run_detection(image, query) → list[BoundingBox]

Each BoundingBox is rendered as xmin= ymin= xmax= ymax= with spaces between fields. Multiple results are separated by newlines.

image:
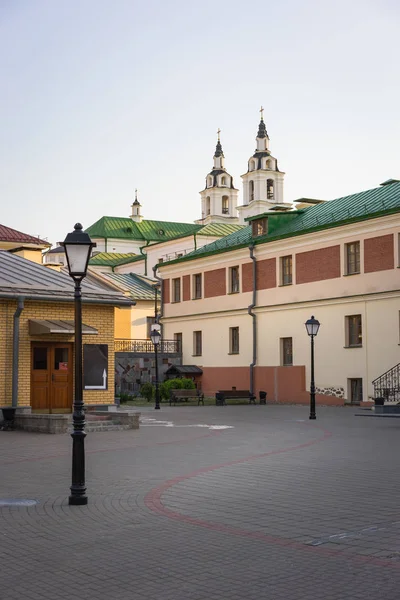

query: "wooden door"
xmin=31 ymin=343 xmax=73 ymax=413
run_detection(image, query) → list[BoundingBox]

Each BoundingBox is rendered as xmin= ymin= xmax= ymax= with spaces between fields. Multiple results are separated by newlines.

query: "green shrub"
xmin=181 ymin=378 xmax=195 ymax=390
xmin=160 ymin=377 xmax=195 ymax=400
xmin=140 ymin=382 xmax=154 ymax=402
xmin=119 ymin=392 xmax=133 ymax=404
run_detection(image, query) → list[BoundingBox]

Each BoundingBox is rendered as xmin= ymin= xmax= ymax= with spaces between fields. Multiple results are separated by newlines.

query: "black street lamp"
xmin=150 ymin=327 xmax=161 ymax=410
xmin=61 ymin=223 xmax=96 ymax=506
xmin=305 ymin=315 xmax=320 ymax=420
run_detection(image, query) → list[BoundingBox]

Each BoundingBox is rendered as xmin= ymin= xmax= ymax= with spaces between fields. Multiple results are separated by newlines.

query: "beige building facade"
xmin=158 ymin=181 xmax=400 ymax=406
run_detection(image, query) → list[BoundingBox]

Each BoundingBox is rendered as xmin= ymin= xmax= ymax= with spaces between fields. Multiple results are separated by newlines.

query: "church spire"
xmin=257 ymin=106 xmax=268 ymax=139
xmin=256 ymin=106 xmax=269 ymax=151
xmin=130 ymin=189 xmax=143 ymax=222
xmin=214 ymin=128 xmax=223 ymax=158
xmin=213 ymin=128 xmax=225 ymax=169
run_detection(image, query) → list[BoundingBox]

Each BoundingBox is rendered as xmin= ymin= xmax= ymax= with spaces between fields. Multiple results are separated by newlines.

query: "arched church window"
xmin=221 ymin=176 xmax=226 ymax=186
xmin=207 ymin=176 xmax=213 ymax=187
xmin=249 ymin=160 xmax=256 ymax=171
xmin=206 ymin=196 xmax=211 ymax=215
xmin=265 ymin=159 xmax=271 ymax=170
xmin=222 ymin=196 xmax=229 ymax=214
xmin=267 ymin=179 xmax=274 ymax=200
xmin=249 ymin=180 xmax=254 ymax=202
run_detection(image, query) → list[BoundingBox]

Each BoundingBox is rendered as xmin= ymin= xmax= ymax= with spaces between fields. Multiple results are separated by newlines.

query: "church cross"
xmin=260 ymin=106 xmax=264 ymax=121
xmin=217 ymin=128 xmax=221 ymax=141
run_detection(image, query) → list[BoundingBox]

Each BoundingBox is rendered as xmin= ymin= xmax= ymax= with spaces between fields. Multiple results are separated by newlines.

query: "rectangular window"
xmin=172 ymin=278 xmax=181 ymax=302
xmin=346 ymin=314 xmax=362 ymax=347
xmin=230 ymin=266 xmax=240 ymax=293
xmin=346 ymin=241 xmax=360 ymax=275
xmin=193 ymin=331 xmax=202 ymax=356
xmin=281 ymin=256 xmax=292 ymax=285
xmin=174 ymin=333 xmax=182 ymax=353
xmin=281 ymin=337 xmax=293 ymax=366
xmin=229 ymin=327 xmax=240 ymax=354
xmin=252 ymin=218 xmax=268 ymax=237
xmin=146 ymin=317 xmax=156 ymax=339
xmin=158 ymin=257 xmax=164 ymax=263
xmin=193 ymin=274 xmax=202 ymax=299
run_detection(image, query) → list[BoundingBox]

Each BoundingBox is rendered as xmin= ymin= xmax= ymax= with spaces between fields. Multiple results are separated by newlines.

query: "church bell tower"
xmin=196 ymin=130 xmax=239 ymax=225
xmin=237 ymin=108 xmax=291 ymax=224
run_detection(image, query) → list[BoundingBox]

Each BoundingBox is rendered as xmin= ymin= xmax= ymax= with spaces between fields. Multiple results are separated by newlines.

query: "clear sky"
xmin=1 ymin=0 xmax=399 ymax=246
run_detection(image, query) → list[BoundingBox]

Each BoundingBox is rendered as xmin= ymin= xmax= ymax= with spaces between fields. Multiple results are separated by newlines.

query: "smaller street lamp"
xmin=62 ymin=223 xmax=96 ymax=506
xmin=305 ymin=315 xmax=320 ymax=421
xmin=150 ymin=327 xmax=161 ymax=410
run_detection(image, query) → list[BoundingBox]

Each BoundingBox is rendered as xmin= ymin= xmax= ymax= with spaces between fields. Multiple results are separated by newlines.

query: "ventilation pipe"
xmin=12 ymin=297 xmax=24 ymax=408
xmin=248 ymin=245 xmax=257 ymax=397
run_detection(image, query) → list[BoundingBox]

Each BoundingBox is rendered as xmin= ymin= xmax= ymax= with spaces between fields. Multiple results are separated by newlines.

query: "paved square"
xmin=1 ymin=406 xmax=400 ymax=599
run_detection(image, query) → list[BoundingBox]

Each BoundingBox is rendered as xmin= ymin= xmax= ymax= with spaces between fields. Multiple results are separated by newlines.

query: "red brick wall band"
xmin=364 ymin=234 xmax=394 ymax=273
xmin=200 ymin=365 xmax=344 ymax=406
xmin=204 ymin=268 xmax=226 ymax=298
xmin=162 ymin=279 xmax=170 ymax=304
xmin=296 ymin=245 xmax=341 ymax=284
xmin=182 ymin=275 xmax=190 ymax=301
xmin=242 ymin=258 xmax=276 ymax=292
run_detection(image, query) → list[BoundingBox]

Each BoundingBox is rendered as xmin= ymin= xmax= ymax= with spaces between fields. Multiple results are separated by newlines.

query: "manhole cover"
xmin=0 ymin=499 xmax=38 ymax=507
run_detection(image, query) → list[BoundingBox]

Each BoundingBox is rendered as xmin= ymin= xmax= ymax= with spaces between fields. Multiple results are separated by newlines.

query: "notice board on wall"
xmin=83 ymin=344 xmax=108 ymax=390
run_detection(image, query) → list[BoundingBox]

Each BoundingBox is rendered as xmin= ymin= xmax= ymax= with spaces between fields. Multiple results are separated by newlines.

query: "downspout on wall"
xmin=12 ymin=297 xmax=24 ymax=408
xmin=152 ymin=265 xmax=163 ymax=335
xmin=248 ymin=245 xmax=257 ymax=397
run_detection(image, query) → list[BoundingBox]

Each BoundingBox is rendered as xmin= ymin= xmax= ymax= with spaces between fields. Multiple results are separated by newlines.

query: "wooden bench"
xmin=170 ymin=389 xmax=204 ymax=406
xmin=216 ymin=390 xmax=256 ymax=405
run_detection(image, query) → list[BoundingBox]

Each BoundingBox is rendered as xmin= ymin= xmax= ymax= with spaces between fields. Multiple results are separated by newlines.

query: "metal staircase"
xmin=372 ymin=363 xmax=400 ymax=403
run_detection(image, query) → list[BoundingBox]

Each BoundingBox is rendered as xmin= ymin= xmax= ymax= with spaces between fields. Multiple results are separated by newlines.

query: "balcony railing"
xmin=115 ymin=339 xmax=181 ymax=354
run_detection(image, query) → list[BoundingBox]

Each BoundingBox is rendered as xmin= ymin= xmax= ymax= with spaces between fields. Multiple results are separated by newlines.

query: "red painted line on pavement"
xmin=144 ymin=424 xmax=400 ymax=569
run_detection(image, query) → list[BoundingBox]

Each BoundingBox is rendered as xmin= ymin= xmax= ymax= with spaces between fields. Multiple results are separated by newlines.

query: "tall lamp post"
xmin=305 ymin=315 xmax=320 ymax=421
xmin=62 ymin=223 xmax=96 ymax=506
xmin=150 ymin=327 xmax=161 ymax=410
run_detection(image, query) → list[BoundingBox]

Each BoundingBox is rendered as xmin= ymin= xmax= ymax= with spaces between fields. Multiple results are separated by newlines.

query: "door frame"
xmin=31 ymin=342 xmax=73 ymax=414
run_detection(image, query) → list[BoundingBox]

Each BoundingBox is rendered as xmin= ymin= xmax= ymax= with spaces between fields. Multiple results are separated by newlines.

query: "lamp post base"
xmin=69 ymin=495 xmax=88 ymax=506
xmin=309 ymin=414 xmax=316 ymax=420
xmin=155 ymin=405 xmax=160 ymax=410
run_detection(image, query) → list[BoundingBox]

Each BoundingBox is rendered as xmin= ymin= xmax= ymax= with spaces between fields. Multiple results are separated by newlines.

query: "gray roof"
xmin=165 ymin=365 xmax=203 ymax=375
xmin=0 ymin=251 xmax=133 ymax=307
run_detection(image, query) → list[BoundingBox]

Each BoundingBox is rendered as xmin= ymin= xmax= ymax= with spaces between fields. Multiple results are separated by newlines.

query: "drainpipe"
xmin=248 ymin=244 xmax=257 ymax=397
xmin=140 ymin=242 xmax=150 ymax=276
xmin=12 ymin=297 xmax=24 ymax=408
xmin=194 ymin=233 xmax=197 ymax=251
xmin=152 ymin=265 xmax=163 ymax=335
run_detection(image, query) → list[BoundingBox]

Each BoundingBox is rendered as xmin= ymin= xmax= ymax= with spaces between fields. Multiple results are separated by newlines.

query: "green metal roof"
xmin=197 ymin=223 xmax=244 ymax=236
xmin=89 ymin=252 xmax=143 ymax=267
xmin=97 ymin=272 xmax=159 ymax=301
xmin=85 ymin=216 xmax=200 ymax=242
xmin=160 ymin=181 xmax=400 ymax=266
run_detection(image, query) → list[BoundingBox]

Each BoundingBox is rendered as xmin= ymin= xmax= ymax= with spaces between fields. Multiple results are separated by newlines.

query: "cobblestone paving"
xmin=1 ymin=406 xmax=400 ymax=599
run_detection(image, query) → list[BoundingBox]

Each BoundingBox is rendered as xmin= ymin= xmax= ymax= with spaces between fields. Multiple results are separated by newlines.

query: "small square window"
xmin=281 ymin=256 xmax=292 ymax=285
xmin=229 ymin=266 xmax=240 ymax=293
xmin=229 ymin=327 xmax=239 ymax=354
xmin=252 ymin=218 xmax=268 ymax=237
xmin=346 ymin=242 xmax=360 ymax=275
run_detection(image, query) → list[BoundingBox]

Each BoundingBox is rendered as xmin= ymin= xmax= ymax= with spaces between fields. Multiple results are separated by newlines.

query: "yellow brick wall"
xmin=0 ymin=299 xmax=115 ymax=408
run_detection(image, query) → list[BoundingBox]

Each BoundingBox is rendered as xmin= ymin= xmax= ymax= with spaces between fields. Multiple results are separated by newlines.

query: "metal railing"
xmin=115 ymin=339 xmax=181 ymax=354
xmin=372 ymin=363 xmax=400 ymax=403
